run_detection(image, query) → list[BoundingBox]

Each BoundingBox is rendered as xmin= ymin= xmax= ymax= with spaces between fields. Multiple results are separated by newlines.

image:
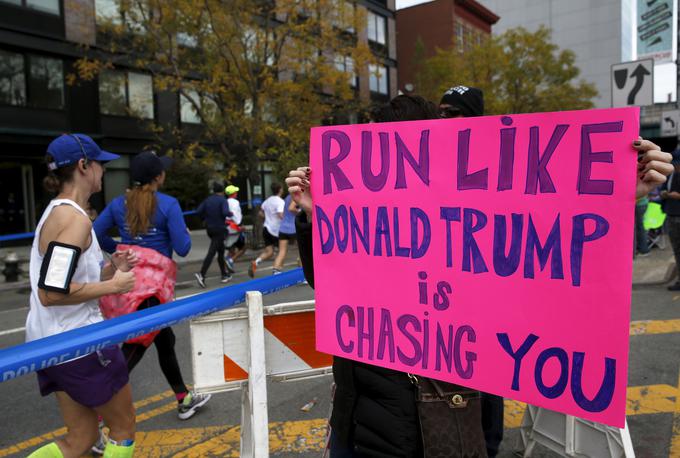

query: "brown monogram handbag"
xmin=409 ymin=374 xmax=488 ymax=458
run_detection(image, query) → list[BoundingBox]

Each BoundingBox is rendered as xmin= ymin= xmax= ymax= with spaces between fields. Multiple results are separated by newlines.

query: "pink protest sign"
xmin=309 ymin=107 xmax=639 ymax=427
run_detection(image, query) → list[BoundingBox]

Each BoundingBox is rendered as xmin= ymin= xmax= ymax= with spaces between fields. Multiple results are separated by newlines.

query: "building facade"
xmin=395 ymin=0 xmax=498 ymax=93
xmin=477 ymin=0 xmax=677 ymax=151
xmin=0 ymin=0 xmax=397 ymax=235
xmin=477 ymin=0 xmax=636 ymax=110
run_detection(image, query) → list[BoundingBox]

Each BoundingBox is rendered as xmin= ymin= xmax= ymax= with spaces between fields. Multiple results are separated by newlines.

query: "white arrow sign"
xmin=661 ymin=110 xmax=679 ymax=137
xmin=611 ymin=59 xmax=654 ymax=107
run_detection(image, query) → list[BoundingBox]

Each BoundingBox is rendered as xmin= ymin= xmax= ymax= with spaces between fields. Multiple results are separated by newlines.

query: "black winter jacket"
xmin=296 ymin=212 xmax=422 ymax=458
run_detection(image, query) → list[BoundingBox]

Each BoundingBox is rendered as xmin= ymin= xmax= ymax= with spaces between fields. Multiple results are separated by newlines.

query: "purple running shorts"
xmin=37 ymin=346 xmax=129 ymax=408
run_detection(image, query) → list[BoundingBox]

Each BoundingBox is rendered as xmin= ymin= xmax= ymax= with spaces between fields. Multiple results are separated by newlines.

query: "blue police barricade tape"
xmin=0 ymin=211 xmax=198 ymax=244
xmin=0 ymin=232 xmax=35 ymax=243
xmin=0 ymin=269 xmax=305 ymax=382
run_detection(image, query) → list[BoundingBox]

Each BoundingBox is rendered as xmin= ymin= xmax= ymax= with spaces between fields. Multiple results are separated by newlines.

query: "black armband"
xmin=38 ymin=241 xmax=82 ymax=294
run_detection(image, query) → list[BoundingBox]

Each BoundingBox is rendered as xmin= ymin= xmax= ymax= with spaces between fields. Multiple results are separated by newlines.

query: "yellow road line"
xmin=504 ymin=399 xmax=527 ymax=429
xmin=268 ymin=419 xmax=328 ymax=454
xmin=170 ymin=420 xmax=328 ymax=458
xmin=135 ymin=390 xmax=174 ymax=409
xmin=0 ymin=390 xmax=175 ymax=457
xmin=7 ymin=377 xmax=680 ymax=458
xmin=0 ymin=428 xmax=67 ymax=458
xmin=112 ymin=379 xmax=680 ymax=458
xmin=136 ymin=400 xmax=179 ymax=423
xmin=630 ymin=318 xmax=680 ymax=336
xmin=135 ymin=426 xmax=229 ymax=457
xmin=4 ymin=313 xmax=680 ymax=457
xmin=171 ymin=425 xmax=241 ymax=457
xmin=670 ymin=371 xmax=680 ymax=457
xmin=627 ymin=384 xmax=677 ymax=415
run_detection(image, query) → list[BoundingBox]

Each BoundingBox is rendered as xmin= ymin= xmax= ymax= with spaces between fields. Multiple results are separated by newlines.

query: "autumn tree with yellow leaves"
xmin=75 ymin=0 xmax=373 ymax=180
xmin=414 ymin=27 xmax=597 ymax=115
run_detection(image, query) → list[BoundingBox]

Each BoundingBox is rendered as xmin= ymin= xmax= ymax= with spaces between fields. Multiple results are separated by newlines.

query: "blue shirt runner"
xmin=94 ymin=192 xmax=191 ymax=259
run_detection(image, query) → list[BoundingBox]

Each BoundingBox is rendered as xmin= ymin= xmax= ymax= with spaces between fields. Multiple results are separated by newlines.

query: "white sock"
xmin=255 ymin=258 xmax=262 ymax=265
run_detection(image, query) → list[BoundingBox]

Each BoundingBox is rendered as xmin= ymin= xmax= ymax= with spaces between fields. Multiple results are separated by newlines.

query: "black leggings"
xmin=121 ymin=297 xmax=188 ymax=396
xmin=200 ymin=227 xmax=227 ymax=277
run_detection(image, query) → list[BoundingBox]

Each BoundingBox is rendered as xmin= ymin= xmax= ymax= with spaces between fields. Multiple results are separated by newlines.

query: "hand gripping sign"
xmin=310 ymin=107 xmax=639 ymax=428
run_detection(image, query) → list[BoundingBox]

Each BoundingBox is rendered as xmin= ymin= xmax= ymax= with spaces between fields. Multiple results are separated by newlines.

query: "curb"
xmin=3 ymin=259 xmax=675 ymax=292
xmin=0 ymin=280 xmax=30 ymax=293
xmin=632 ymin=261 xmax=676 ymax=288
xmin=0 ymin=258 xmax=235 ymax=293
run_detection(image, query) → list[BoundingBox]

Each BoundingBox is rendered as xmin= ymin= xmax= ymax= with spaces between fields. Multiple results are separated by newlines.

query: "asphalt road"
xmin=0 ymin=255 xmax=678 ymax=457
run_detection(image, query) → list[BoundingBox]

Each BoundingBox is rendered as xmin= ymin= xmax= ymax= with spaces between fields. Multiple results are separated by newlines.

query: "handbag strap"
xmin=409 ymin=374 xmax=480 ymax=408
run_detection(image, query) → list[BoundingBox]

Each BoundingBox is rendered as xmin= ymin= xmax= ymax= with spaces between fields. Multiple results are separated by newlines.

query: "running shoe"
xmin=194 ymin=273 xmax=206 ymax=288
xmin=272 ymin=269 xmax=282 ymax=275
xmin=225 ymin=256 xmax=235 ymax=273
xmin=178 ymin=391 xmax=212 ymax=420
xmin=248 ymin=261 xmax=257 ymax=278
xmin=221 ymin=274 xmax=232 ymax=283
xmin=91 ymin=420 xmax=107 ymax=455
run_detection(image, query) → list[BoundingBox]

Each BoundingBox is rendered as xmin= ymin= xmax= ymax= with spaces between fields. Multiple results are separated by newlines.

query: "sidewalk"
xmin=632 ymin=237 xmax=676 ymax=286
xmin=0 ymin=230 xmax=254 ymax=292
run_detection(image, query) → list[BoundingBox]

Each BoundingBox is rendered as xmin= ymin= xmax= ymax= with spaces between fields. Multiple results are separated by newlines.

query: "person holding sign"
xmin=289 ymin=94 xmax=490 ymax=457
xmin=25 ymin=134 xmax=137 ymax=458
xmin=438 ymin=85 xmax=505 ymax=458
xmin=661 ymin=152 xmax=680 ymax=290
xmin=438 ymin=85 xmax=484 ymax=119
xmin=287 ymin=97 xmax=673 ymax=456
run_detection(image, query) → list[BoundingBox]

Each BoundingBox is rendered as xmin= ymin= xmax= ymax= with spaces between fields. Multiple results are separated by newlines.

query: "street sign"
xmin=661 ymin=110 xmax=680 ymax=137
xmin=637 ymin=0 xmax=676 ymax=63
xmin=611 ymin=59 xmax=654 ymax=107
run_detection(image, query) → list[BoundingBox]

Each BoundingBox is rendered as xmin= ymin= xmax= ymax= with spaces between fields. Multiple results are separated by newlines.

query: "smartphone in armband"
xmin=38 ymin=241 xmax=82 ymax=294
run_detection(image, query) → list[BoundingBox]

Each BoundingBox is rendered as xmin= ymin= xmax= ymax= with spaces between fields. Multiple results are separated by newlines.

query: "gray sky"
xmin=395 ymin=0 xmax=433 ymax=9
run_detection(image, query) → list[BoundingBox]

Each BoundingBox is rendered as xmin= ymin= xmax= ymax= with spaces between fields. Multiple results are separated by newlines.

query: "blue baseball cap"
xmin=46 ymin=134 xmax=120 ymax=170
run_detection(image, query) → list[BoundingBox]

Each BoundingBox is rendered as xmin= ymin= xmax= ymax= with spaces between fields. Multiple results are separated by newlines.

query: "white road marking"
xmin=0 ymin=326 xmax=25 ymax=337
xmin=0 ymin=306 xmax=28 ymax=315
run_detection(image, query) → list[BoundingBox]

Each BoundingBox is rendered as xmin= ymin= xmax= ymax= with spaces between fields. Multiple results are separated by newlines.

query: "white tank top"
xmin=25 ymin=199 xmax=105 ymax=342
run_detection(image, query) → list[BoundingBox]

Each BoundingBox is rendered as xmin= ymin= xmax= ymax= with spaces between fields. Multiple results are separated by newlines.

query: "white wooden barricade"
xmin=240 ymin=292 xmax=269 ymax=457
xmin=189 ymin=293 xmax=333 ymax=457
xmin=517 ymin=405 xmax=635 ymax=458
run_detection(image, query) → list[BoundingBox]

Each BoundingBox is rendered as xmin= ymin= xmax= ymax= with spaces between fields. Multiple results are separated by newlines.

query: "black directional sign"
xmin=611 ymin=59 xmax=654 ymax=107
xmin=661 ymin=110 xmax=679 ymax=137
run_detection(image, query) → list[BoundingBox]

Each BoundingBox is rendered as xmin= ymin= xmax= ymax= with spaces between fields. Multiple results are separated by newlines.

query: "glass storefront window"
xmin=26 ymin=0 xmax=59 ymax=14
xmin=367 ymin=11 xmax=386 ymax=45
xmin=180 ymin=90 xmax=201 ymax=124
xmin=369 ymin=63 xmax=387 ymax=95
xmin=0 ymin=0 xmax=59 ymax=14
xmin=128 ymin=72 xmax=153 ymax=119
xmin=0 ymin=50 xmax=25 ymax=106
xmin=99 ymin=70 xmax=127 ymax=115
xmin=28 ymin=55 xmax=63 ymax=109
xmin=334 ymin=55 xmax=356 ymax=87
xmin=99 ymin=69 xmax=154 ymax=118
xmin=95 ymin=0 xmax=122 ymax=25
